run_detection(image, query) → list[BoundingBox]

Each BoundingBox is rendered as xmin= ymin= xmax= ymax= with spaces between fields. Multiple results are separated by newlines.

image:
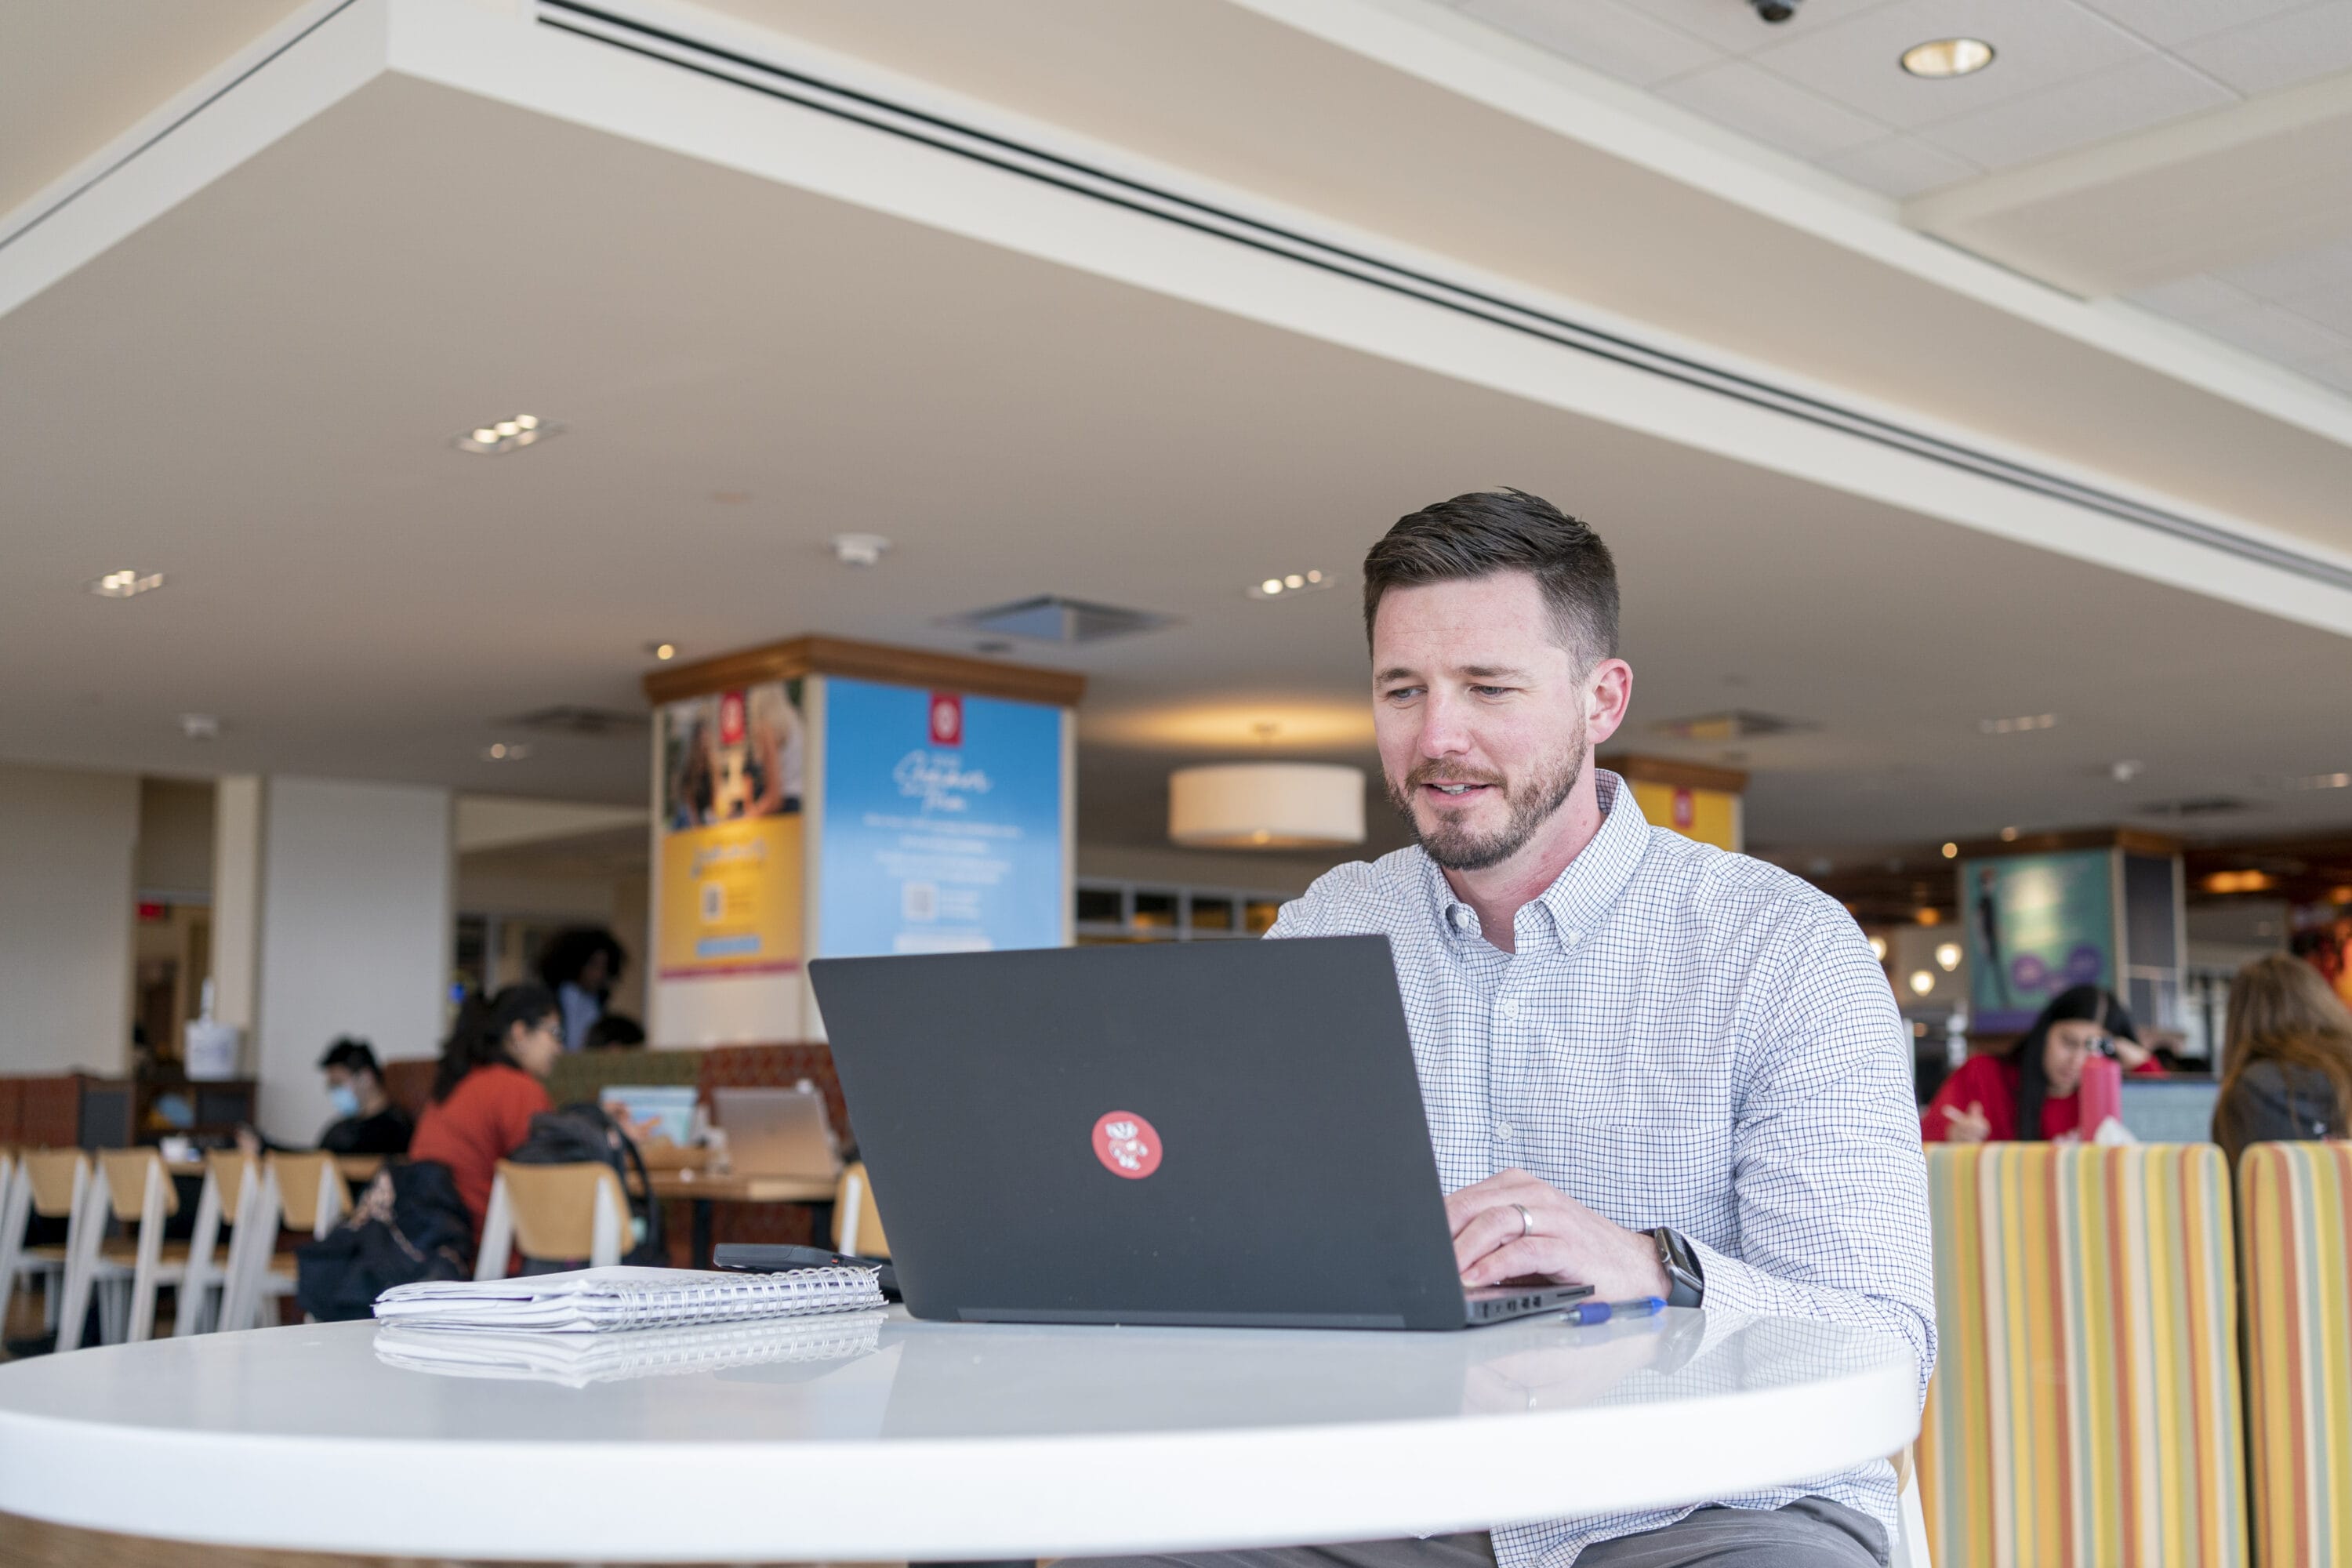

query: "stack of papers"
xmin=374 ymin=1311 xmax=887 ymax=1387
xmin=373 ymin=1265 xmax=884 ymax=1333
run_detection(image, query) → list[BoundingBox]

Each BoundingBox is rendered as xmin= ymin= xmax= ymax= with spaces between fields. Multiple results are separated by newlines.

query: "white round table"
xmin=0 ymin=1308 xmax=1916 ymax=1563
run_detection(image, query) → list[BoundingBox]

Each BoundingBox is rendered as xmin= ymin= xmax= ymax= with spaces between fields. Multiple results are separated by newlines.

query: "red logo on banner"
xmin=1092 ymin=1110 xmax=1163 ymax=1180
xmin=928 ymin=691 xmax=964 ymax=747
xmin=717 ymin=690 xmax=747 ymax=746
xmin=1671 ymin=787 xmax=1696 ymax=829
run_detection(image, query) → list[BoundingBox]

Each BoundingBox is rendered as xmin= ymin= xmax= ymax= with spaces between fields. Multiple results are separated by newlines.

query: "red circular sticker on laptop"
xmin=1092 ymin=1110 xmax=1163 ymax=1179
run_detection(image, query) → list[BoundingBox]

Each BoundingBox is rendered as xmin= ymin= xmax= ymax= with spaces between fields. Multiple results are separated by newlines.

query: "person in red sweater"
xmin=1924 ymin=985 xmax=2163 ymax=1143
xmin=408 ymin=983 xmax=563 ymax=1235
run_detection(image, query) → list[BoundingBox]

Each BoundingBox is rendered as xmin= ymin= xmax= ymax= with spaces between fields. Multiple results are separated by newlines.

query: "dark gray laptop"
xmin=809 ymin=935 xmax=1589 ymax=1330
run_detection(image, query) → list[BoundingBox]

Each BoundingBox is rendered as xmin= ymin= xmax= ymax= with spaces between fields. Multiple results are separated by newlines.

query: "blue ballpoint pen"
xmin=1564 ymin=1296 xmax=1666 ymax=1325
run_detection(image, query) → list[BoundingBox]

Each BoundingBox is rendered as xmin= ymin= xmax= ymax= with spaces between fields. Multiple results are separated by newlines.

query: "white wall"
xmin=255 ymin=777 xmax=451 ymax=1142
xmin=0 ymin=762 xmax=139 ymax=1073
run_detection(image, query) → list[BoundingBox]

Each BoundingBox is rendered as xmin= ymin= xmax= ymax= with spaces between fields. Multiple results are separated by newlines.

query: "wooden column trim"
xmin=643 ymin=635 xmax=1086 ymax=708
xmin=1602 ymin=753 xmax=1749 ymax=794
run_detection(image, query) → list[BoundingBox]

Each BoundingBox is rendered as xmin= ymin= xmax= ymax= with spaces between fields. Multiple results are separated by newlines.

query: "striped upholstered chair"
xmin=1918 ymin=1144 xmax=2246 ymax=1567
xmin=2238 ymin=1141 xmax=2352 ymax=1567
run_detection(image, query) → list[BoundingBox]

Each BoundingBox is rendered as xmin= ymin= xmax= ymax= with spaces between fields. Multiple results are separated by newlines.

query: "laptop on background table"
xmin=809 ymin=935 xmax=1590 ymax=1330
xmin=712 ymin=1086 xmax=842 ymax=1180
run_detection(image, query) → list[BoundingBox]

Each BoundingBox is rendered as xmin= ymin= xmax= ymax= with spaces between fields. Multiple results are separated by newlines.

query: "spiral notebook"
xmin=373 ymin=1265 xmax=884 ymax=1333
xmin=373 ymin=1311 xmax=887 ymax=1385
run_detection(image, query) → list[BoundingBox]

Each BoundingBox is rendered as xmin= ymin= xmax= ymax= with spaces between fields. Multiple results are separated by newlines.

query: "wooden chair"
xmin=2237 ymin=1141 xmax=2352 ymax=1567
xmin=91 ymin=1150 xmax=196 ymax=1343
xmin=1918 ymin=1144 xmax=2246 ymax=1566
xmin=476 ymin=1161 xmax=627 ymax=1280
xmin=832 ymin=1160 xmax=889 ymax=1259
xmin=6 ymin=1149 xmax=89 ymax=1339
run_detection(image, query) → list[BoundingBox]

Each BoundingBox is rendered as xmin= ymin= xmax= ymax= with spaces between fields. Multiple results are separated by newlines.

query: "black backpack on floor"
xmin=506 ymin=1102 xmax=667 ymax=1269
xmin=294 ymin=1160 xmax=473 ymax=1323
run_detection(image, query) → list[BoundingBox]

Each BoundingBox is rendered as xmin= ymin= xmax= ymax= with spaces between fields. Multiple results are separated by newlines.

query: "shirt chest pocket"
xmin=1563 ymin=1119 xmax=1737 ymax=1229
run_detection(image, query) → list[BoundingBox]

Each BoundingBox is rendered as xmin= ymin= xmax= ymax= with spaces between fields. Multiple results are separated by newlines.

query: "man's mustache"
xmin=1404 ymin=762 xmax=1506 ymax=789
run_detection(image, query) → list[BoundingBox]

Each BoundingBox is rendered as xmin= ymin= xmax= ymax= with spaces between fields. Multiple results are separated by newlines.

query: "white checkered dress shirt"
xmin=1268 ymin=771 xmax=1935 ymax=1566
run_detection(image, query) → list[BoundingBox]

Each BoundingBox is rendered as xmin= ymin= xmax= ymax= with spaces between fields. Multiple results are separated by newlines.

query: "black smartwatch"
xmin=1650 ymin=1226 xmax=1705 ymax=1308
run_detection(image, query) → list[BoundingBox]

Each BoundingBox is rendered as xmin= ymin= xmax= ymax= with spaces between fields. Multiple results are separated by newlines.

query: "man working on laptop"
xmin=1083 ymin=492 xmax=1934 ymax=1567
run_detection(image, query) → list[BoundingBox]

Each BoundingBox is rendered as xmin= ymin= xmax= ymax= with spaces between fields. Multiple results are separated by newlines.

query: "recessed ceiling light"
xmin=1998 ymin=826 xmax=2019 ymax=841
xmin=179 ymin=713 xmax=220 ymax=741
xmin=1935 ymin=942 xmax=1962 ymax=971
xmin=481 ymin=742 xmax=532 ymax=761
xmin=89 ymin=569 xmax=165 ymax=598
xmin=1867 ymin=934 xmax=1888 ymax=961
xmin=1940 ymin=841 xmax=1958 ymax=858
xmin=1979 ymin=713 xmax=2057 ymax=734
xmin=1907 ymin=969 xmax=1936 ymax=996
xmin=648 ymin=641 xmax=678 ymax=661
xmin=1901 ymin=37 xmax=1994 ymax=78
xmin=830 ymin=533 xmax=891 ymax=568
xmin=1247 ymin=569 xmax=1328 ymax=601
xmin=452 ymin=415 xmax=560 ymax=455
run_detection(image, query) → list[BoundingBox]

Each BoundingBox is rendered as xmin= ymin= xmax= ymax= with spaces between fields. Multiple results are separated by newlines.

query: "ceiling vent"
xmin=497 ymin=705 xmax=651 ymax=736
xmin=2135 ymin=796 xmax=2256 ymax=819
xmin=1650 ymin=710 xmax=1817 ymax=742
xmin=942 ymin=595 xmax=1174 ymax=644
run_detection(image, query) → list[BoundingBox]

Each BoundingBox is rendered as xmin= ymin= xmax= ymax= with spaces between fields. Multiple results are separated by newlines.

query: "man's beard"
xmin=1386 ymin=724 xmax=1585 ymax=873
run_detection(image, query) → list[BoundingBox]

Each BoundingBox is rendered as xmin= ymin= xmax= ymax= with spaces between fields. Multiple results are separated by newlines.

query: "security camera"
xmin=1751 ymin=0 xmax=1800 ymax=20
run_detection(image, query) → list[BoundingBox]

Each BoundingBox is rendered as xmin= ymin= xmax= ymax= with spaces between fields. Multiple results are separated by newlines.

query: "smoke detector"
xmin=830 ymin=533 xmax=891 ymax=568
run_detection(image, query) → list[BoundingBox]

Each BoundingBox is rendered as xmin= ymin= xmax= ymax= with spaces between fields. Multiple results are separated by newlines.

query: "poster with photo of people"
xmin=656 ymin=681 xmax=804 ymax=979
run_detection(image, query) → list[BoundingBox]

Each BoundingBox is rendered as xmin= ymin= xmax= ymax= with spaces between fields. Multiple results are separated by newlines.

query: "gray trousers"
xmin=1068 ymin=1497 xmax=1887 ymax=1568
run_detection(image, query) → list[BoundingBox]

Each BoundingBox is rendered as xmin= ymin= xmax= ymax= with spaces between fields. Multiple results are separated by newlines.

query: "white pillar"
xmin=253 ymin=778 xmax=452 ymax=1143
xmin=0 ymin=763 xmax=139 ymax=1074
xmin=209 ymin=775 xmax=266 ymax=1037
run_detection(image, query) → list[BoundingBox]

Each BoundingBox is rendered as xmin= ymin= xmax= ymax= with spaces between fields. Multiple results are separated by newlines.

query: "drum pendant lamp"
xmin=1168 ymin=763 xmax=1366 ymax=849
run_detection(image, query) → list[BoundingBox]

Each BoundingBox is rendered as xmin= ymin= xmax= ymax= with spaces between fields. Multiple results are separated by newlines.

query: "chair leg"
xmin=54 ymin=1163 xmax=103 ymax=1352
xmin=476 ymin=1175 xmax=515 ymax=1282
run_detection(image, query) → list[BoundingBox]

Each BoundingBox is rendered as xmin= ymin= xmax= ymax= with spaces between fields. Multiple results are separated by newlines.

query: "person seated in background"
xmin=581 ymin=1012 xmax=645 ymax=1051
xmin=407 ymin=985 xmax=562 ymax=1236
xmin=1924 ymin=985 xmax=2160 ymax=1143
xmin=2213 ymin=953 xmax=2352 ymax=1167
xmin=236 ymin=1036 xmax=415 ymax=1156
xmin=536 ymin=927 xmax=626 ymax=1055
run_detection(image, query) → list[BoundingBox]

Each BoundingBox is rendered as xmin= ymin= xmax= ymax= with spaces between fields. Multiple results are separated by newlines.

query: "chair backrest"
xmin=832 ymin=1160 xmax=888 ymax=1258
xmin=1918 ymin=1143 xmax=2246 ymax=1568
xmin=205 ymin=1150 xmax=256 ymax=1218
xmin=268 ymin=1152 xmax=345 ymax=1237
xmin=2238 ymin=1141 xmax=2352 ymax=1568
xmin=19 ymin=1149 xmax=89 ymax=1219
xmin=97 ymin=1151 xmax=177 ymax=1224
xmin=494 ymin=1160 xmax=627 ymax=1263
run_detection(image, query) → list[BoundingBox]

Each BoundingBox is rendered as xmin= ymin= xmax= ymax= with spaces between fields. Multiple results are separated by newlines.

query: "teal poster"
xmin=818 ymin=677 xmax=1064 ymax=957
xmin=1962 ymin=850 xmax=2114 ymax=1032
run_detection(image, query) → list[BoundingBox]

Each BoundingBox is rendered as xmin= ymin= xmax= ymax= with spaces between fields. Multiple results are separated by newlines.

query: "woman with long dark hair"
xmin=1923 ymin=985 xmax=2160 ymax=1143
xmin=408 ymin=983 xmax=562 ymax=1234
xmin=2212 ymin=953 xmax=2352 ymax=1167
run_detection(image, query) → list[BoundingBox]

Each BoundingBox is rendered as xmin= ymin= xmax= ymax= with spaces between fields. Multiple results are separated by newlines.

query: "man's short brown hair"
xmin=1362 ymin=489 xmax=1619 ymax=670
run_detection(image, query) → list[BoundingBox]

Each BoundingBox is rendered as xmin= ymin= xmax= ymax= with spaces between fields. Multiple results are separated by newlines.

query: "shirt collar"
xmin=1425 ymin=768 xmax=1650 ymax=947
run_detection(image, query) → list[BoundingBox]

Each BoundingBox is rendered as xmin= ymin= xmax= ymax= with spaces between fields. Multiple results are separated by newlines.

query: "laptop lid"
xmin=713 ymin=1087 xmax=840 ymax=1178
xmin=2117 ymin=1077 xmax=2221 ymax=1144
xmin=811 ymin=935 xmax=1509 ymax=1330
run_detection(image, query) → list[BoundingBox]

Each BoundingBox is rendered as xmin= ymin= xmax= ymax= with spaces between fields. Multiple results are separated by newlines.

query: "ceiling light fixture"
xmin=1247 ymin=570 xmax=1328 ymax=601
xmin=1935 ymin=942 xmax=1962 ymax=972
xmin=2282 ymin=771 xmax=2352 ymax=791
xmin=648 ymin=642 xmax=678 ymax=661
xmin=1980 ymin=713 xmax=2057 ymax=734
xmin=89 ymin=569 xmax=165 ymax=598
xmin=1908 ymin=970 xmax=1936 ymax=996
xmin=2202 ymin=869 xmax=2274 ymax=895
xmin=1999 ymin=826 xmax=2020 ymax=842
xmin=1867 ymin=935 xmax=1889 ymax=962
xmin=1901 ymin=37 xmax=1995 ymax=78
xmin=1940 ymin=841 xmax=1958 ymax=859
xmin=830 ymin=533 xmax=891 ymax=568
xmin=179 ymin=713 xmax=220 ymax=742
xmin=452 ymin=413 xmax=558 ymax=455
xmin=481 ymin=742 xmax=532 ymax=762
xmin=1169 ymin=763 xmax=1365 ymax=849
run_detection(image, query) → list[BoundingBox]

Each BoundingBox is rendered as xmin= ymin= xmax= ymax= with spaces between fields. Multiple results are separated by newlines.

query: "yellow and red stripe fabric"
xmin=1919 ymin=1144 xmax=2246 ymax=1567
xmin=2238 ymin=1141 xmax=2352 ymax=1568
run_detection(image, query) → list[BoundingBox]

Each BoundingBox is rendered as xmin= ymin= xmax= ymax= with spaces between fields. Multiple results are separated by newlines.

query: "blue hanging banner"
xmin=818 ymin=677 xmax=1065 ymax=956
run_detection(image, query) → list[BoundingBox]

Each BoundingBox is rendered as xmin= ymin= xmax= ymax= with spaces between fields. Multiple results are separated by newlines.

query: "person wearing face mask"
xmin=235 ymin=1036 xmax=414 ymax=1157
xmin=1923 ymin=985 xmax=2160 ymax=1143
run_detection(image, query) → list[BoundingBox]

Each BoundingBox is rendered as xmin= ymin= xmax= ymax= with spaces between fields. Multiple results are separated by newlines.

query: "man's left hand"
xmin=1446 ymin=1168 xmax=1671 ymax=1300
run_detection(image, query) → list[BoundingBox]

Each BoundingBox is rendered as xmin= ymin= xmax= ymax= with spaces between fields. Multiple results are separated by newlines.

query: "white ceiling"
xmin=1446 ymin=0 xmax=2352 ymax=394
xmin=9 ymin=69 xmax=2352 ymax=858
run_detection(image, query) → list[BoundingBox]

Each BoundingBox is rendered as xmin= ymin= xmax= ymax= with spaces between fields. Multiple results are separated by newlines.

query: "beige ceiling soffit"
xmin=0 ymin=0 xmax=385 ymax=321
xmin=1225 ymin=0 xmax=2352 ymax=452
xmin=455 ymin=796 xmax=647 ymax=855
xmin=1907 ymin=67 xmax=2352 ymax=299
xmin=393 ymin=0 xmax=2352 ymax=639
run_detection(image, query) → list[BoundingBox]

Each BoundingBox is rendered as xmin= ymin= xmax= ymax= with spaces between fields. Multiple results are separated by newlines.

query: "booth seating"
xmin=0 ymin=1076 xmax=82 ymax=1150
xmin=2238 ymin=1142 xmax=2352 ymax=1568
xmin=1918 ymin=1145 xmax=2247 ymax=1567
